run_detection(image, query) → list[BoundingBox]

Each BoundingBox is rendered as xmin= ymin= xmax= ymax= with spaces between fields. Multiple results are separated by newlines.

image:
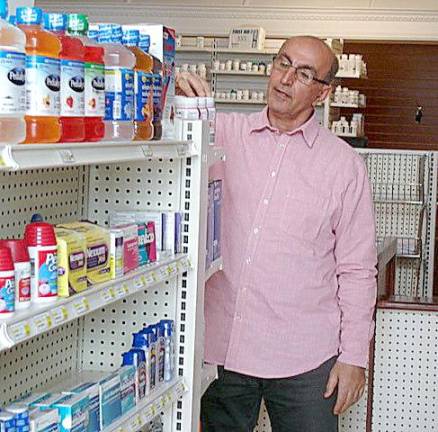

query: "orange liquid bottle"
xmin=122 ymin=29 xmax=154 ymax=141
xmin=16 ymin=7 xmax=61 ymax=143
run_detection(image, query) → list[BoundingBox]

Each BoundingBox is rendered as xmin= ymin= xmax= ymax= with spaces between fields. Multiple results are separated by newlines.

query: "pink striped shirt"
xmin=205 ymin=108 xmax=377 ymax=378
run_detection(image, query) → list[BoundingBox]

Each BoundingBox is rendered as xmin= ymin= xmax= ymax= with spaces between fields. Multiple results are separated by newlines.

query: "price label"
xmin=177 ymin=144 xmax=187 ymax=157
xmin=145 ymin=272 xmax=156 ymax=285
xmin=0 ymin=155 xmax=5 ymax=167
xmin=142 ymin=145 xmax=153 ymax=158
xmin=122 ymin=283 xmax=129 ymax=294
xmin=10 ymin=322 xmax=31 ymax=342
xmin=140 ymin=275 xmax=147 ymax=286
xmin=33 ymin=313 xmax=52 ymax=333
xmin=101 ymin=288 xmax=115 ymax=303
xmin=58 ymin=149 xmax=75 ymax=164
xmin=128 ymin=415 xmax=141 ymax=432
xmin=50 ymin=307 xmax=69 ymax=325
xmin=159 ymin=267 xmax=168 ymax=280
xmin=73 ymin=298 xmax=90 ymax=316
xmin=168 ymin=264 xmax=176 ymax=276
xmin=114 ymin=285 xmax=126 ymax=299
xmin=134 ymin=278 xmax=144 ymax=289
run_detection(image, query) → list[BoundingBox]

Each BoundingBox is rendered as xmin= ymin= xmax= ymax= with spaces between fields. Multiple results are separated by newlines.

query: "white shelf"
xmin=216 ymin=47 xmax=278 ymax=54
xmin=215 ymin=98 xmax=266 ymax=105
xmin=330 ymin=102 xmax=366 ymax=108
xmin=336 ymin=70 xmax=367 ymax=79
xmin=335 ymin=132 xmax=365 ymax=138
xmin=0 ymin=254 xmax=191 ymax=352
xmin=212 ymin=70 xmax=267 ymax=76
xmin=208 ymin=146 xmax=225 ymax=167
xmin=205 ymin=257 xmax=223 ymax=282
xmin=201 ymin=363 xmax=218 ymax=396
xmin=106 ymin=378 xmax=186 ymax=432
xmin=0 ymin=139 xmax=193 ymax=171
xmin=176 ymin=46 xmax=212 ymax=53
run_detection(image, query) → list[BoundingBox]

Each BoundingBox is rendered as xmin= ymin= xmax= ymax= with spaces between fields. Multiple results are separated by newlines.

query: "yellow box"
xmin=57 ymin=222 xmax=111 ymax=286
xmin=55 ymin=228 xmax=87 ymax=297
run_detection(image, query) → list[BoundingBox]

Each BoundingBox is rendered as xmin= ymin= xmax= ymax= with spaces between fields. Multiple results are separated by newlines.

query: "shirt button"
xmin=280 ymin=143 xmax=285 ymax=148
xmin=271 ymin=171 xmax=276 ymax=177
xmin=246 ymin=257 xmax=251 ymax=264
xmin=253 ymin=227 xmax=259 ymax=235
xmin=235 ymin=313 xmax=242 ymax=321
xmin=263 ymin=199 xmax=269 ymax=205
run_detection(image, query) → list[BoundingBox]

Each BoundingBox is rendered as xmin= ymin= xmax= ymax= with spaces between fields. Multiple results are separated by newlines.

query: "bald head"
xmin=279 ymin=36 xmax=338 ymax=84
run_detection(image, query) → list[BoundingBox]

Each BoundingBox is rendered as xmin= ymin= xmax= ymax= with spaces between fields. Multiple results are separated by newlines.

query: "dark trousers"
xmin=201 ymin=356 xmax=338 ymax=432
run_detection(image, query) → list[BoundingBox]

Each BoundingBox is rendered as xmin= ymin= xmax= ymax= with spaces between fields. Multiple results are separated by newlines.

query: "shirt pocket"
xmin=281 ymin=186 xmax=330 ymax=243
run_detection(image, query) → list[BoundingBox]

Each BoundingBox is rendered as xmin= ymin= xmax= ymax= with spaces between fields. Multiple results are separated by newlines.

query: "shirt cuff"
xmin=337 ymin=351 xmax=369 ymax=369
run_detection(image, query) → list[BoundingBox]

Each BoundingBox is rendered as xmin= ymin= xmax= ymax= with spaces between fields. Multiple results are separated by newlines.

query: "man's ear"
xmin=313 ymin=84 xmax=332 ymax=107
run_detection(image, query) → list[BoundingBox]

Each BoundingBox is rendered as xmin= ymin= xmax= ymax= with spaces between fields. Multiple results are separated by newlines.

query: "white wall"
xmin=35 ymin=0 xmax=438 ymax=40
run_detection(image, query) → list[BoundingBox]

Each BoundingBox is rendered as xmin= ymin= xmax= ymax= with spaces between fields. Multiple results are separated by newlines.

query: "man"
xmin=177 ymin=36 xmax=377 ymax=432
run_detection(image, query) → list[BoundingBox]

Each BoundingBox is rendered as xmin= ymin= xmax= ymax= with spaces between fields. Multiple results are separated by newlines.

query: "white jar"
xmin=225 ymin=60 xmax=232 ymax=71
xmin=334 ymin=85 xmax=342 ymax=103
xmin=181 ymin=63 xmax=189 ymax=72
xmin=196 ymin=36 xmax=204 ymax=48
xmin=252 ymin=64 xmax=259 ymax=73
xmin=243 ymin=89 xmax=250 ymax=100
xmin=341 ymin=88 xmax=349 ymax=104
xmin=266 ymin=63 xmax=273 ymax=75
xmin=259 ymin=63 xmax=266 ymax=74
xmin=258 ymin=91 xmax=264 ymax=101
xmin=246 ymin=61 xmax=252 ymax=71
xmin=348 ymin=54 xmax=356 ymax=73
xmin=213 ymin=60 xmax=220 ymax=71
xmin=350 ymin=119 xmax=358 ymax=136
xmin=14 ymin=261 xmax=31 ymax=309
xmin=251 ymin=90 xmax=258 ymax=100
xmin=174 ymin=96 xmax=200 ymax=120
xmin=240 ymin=62 xmax=247 ymax=71
xmin=219 ymin=62 xmax=226 ymax=71
xmin=236 ymin=90 xmax=243 ymax=100
xmin=359 ymin=94 xmax=366 ymax=107
xmin=355 ymin=55 xmax=363 ymax=75
xmin=230 ymin=90 xmax=237 ymax=100
xmin=189 ymin=64 xmax=197 ymax=74
xmin=233 ymin=59 xmax=240 ymax=71
xmin=205 ymin=97 xmax=216 ymax=145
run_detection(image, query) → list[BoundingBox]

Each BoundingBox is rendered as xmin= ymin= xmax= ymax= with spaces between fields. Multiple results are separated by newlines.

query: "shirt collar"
xmin=249 ymin=106 xmax=320 ymax=148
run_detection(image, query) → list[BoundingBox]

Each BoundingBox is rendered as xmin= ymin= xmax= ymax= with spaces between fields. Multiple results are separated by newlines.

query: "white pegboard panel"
xmin=0 ymin=167 xmax=86 ymax=238
xmin=372 ymin=309 xmax=438 ymax=432
xmin=254 ymin=401 xmax=271 ymax=432
xmin=80 ymin=279 xmax=177 ymax=371
xmin=87 ymin=160 xmax=183 ymax=226
xmin=0 ymin=320 xmax=79 ymax=405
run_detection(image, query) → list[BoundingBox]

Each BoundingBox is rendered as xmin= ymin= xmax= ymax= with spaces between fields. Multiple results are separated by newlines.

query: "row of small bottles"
xmin=0 ymin=2 xmax=162 ymax=144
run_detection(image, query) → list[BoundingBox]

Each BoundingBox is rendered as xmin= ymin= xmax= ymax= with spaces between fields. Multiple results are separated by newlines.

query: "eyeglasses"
xmin=272 ymin=55 xmax=330 ymax=86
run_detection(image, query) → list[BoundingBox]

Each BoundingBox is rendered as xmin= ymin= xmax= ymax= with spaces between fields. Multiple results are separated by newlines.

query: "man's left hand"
xmin=323 ymin=361 xmax=366 ymax=415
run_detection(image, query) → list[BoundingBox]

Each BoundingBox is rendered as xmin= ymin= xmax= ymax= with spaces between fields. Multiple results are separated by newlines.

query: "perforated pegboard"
xmin=87 ymin=160 xmax=183 ymax=226
xmin=80 ymin=280 xmax=177 ymax=371
xmin=0 ymin=166 xmax=86 ymax=405
xmin=0 ymin=167 xmax=86 ymax=238
xmin=0 ymin=321 xmax=80 ymax=405
xmin=372 ymin=309 xmax=438 ymax=432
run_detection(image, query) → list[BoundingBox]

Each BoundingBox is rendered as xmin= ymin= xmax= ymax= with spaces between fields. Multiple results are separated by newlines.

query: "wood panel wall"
xmin=342 ymin=42 xmax=438 ymax=151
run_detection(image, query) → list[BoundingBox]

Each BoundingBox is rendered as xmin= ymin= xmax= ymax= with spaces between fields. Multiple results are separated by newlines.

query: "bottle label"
xmin=152 ymin=74 xmax=162 ymax=121
xmin=158 ymin=340 xmax=165 ymax=382
xmin=0 ymin=275 xmax=15 ymax=314
xmin=134 ymin=71 xmax=153 ymax=122
xmin=26 ymin=55 xmax=60 ymax=116
xmin=16 ymin=263 xmax=31 ymax=303
xmin=85 ymin=62 xmax=105 ymax=117
xmin=60 ymin=59 xmax=85 ymax=116
xmin=35 ymin=249 xmax=58 ymax=298
xmin=0 ymin=50 xmax=26 ymax=115
xmin=105 ymin=68 xmax=134 ymax=121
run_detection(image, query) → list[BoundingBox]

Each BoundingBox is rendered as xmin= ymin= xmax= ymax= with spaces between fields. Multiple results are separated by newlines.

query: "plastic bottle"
xmin=43 ymin=13 xmax=85 ymax=142
xmin=67 ymin=14 xmax=105 ymax=142
xmin=0 ymin=240 xmax=31 ymax=309
xmin=98 ymin=23 xmax=135 ymax=141
xmin=122 ymin=29 xmax=154 ymax=141
xmin=24 ymin=222 xmax=58 ymax=303
xmin=17 ymin=7 xmax=61 ymax=144
xmin=140 ymin=327 xmax=157 ymax=391
xmin=152 ymin=324 xmax=165 ymax=384
xmin=160 ymin=320 xmax=176 ymax=382
xmin=0 ymin=0 xmax=26 ymax=144
xmin=132 ymin=332 xmax=152 ymax=395
xmin=0 ymin=246 xmax=15 ymax=318
xmin=121 ymin=349 xmax=147 ymax=403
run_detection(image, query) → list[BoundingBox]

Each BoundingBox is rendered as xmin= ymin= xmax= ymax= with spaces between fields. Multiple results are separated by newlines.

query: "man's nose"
xmin=280 ymin=66 xmax=296 ymax=85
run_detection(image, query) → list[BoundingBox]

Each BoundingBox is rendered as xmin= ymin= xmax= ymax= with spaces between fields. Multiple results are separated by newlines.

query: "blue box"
xmin=98 ymin=373 xmax=121 ymax=429
xmin=52 ymin=394 xmax=89 ymax=432
xmin=119 ymin=367 xmax=136 ymax=415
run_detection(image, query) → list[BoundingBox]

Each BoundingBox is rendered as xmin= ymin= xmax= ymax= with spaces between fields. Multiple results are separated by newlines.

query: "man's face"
xmin=267 ymin=38 xmax=332 ymax=121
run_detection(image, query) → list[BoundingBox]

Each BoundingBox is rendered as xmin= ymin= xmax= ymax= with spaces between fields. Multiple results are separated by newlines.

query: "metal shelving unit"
xmin=0 ymin=119 xmax=225 ymax=432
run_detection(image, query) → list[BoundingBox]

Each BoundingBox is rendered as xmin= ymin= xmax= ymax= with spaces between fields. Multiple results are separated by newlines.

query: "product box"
xmin=213 ymin=180 xmax=222 ymax=261
xmin=124 ymin=24 xmax=176 ymax=139
xmin=109 ymin=229 xmax=124 ymax=279
xmin=110 ymin=211 xmax=163 ymax=256
xmin=19 ymin=393 xmax=54 ymax=409
xmin=119 ymin=366 xmax=136 ymax=415
xmin=112 ymin=224 xmax=139 ymax=274
xmin=52 ymin=394 xmax=89 ymax=432
xmin=32 ymin=394 xmax=69 ymax=411
xmin=55 ymin=228 xmax=87 ymax=297
xmin=29 ymin=409 xmax=59 ymax=432
xmin=63 ymin=382 xmax=100 ymax=432
xmin=98 ymin=373 xmax=121 ymax=429
xmin=145 ymin=222 xmax=157 ymax=263
xmin=206 ymin=183 xmax=214 ymax=270
xmin=162 ymin=212 xmax=182 ymax=255
xmin=57 ymin=222 xmax=111 ymax=286
xmin=136 ymin=223 xmax=148 ymax=266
